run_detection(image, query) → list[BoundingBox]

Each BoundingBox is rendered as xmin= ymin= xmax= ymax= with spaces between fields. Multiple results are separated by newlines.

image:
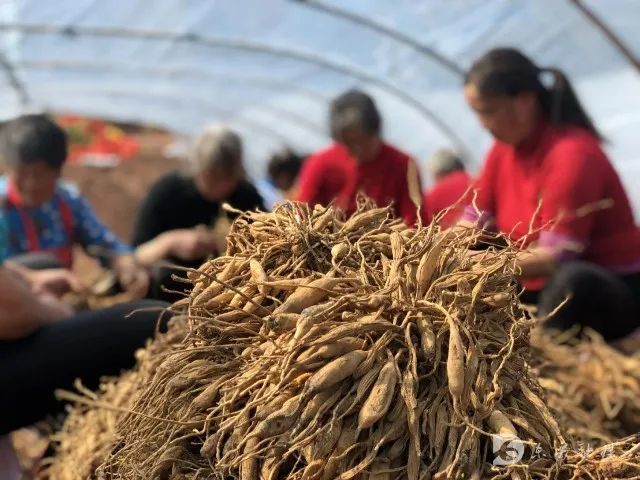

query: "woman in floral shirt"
xmin=0 ymin=114 xmax=148 ymax=297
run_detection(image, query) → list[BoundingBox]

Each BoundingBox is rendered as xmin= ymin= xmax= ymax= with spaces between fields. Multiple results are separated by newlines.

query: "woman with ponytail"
xmin=461 ymin=48 xmax=640 ymax=340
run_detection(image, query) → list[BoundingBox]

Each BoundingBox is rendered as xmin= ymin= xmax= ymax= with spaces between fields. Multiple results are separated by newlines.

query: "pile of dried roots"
xmin=48 ymin=200 xmax=640 ymax=479
xmin=531 ymin=329 xmax=640 ymax=445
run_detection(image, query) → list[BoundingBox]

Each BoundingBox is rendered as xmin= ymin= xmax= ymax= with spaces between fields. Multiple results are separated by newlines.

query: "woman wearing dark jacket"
xmin=133 ymin=125 xmax=264 ymax=301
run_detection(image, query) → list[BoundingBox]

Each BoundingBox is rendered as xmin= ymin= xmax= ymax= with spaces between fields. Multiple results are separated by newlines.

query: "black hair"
xmin=0 ymin=114 xmax=68 ymax=169
xmin=267 ymin=148 xmax=304 ymax=181
xmin=465 ymin=48 xmax=601 ymax=140
xmin=329 ymin=89 xmax=381 ymax=141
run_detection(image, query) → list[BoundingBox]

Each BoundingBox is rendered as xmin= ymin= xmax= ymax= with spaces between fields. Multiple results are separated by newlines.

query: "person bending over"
xmin=459 ymin=48 xmax=640 ymax=341
xmin=296 ymin=89 xmax=424 ymax=225
xmin=0 ymin=114 xmax=148 ymax=298
xmin=133 ymin=124 xmax=264 ymax=300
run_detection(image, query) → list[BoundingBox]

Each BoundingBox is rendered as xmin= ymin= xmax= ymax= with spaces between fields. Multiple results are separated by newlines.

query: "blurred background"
xmin=0 ymin=0 xmax=638 ymax=230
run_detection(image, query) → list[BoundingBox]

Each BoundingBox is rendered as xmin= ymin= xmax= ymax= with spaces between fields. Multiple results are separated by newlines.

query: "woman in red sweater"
xmin=461 ymin=48 xmax=640 ymax=340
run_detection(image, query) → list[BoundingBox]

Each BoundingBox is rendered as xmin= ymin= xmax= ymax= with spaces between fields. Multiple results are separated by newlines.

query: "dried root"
xmin=49 ymin=199 xmax=640 ymax=480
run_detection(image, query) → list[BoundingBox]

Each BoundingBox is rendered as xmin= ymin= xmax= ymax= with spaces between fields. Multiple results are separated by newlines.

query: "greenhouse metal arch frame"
xmin=0 ymin=21 xmax=470 ymax=157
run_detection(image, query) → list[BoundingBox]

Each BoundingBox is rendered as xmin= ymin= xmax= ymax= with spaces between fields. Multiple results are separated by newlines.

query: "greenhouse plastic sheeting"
xmin=0 ymin=0 xmax=638 ymax=213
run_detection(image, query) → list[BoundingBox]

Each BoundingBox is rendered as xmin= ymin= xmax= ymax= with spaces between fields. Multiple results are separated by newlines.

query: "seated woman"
xmin=133 ymin=124 xmax=264 ymax=300
xmin=0 ymin=222 xmax=169 ymax=435
xmin=460 ymin=48 xmax=640 ymax=341
xmin=296 ymin=89 xmax=423 ymax=225
xmin=0 ymin=114 xmax=148 ymax=298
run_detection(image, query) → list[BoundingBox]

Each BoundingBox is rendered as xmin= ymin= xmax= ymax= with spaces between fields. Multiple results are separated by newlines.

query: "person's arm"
xmin=134 ymin=230 xmax=178 ymax=265
xmin=0 ymin=267 xmax=72 ymax=340
xmin=110 ymin=253 xmax=148 ymax=298
xmin=68 ymin=194 xmax=149 ymax=295
xmin=131 ymin=173 xmax=221 ymax=266
xmin=135 ymin=228 xmax=219 ymax=266
xmin=454 ymin=146 xmax=499 ymax=231
xmin=0 ymin=210 xmax=71 ymax=339
xmin=4 ymin=261 xmax=83 ymax=296
xmin=515 ymin=246 xmax=557 ymax=278
xmin=515 ymin=143 xmax=605 ymax=279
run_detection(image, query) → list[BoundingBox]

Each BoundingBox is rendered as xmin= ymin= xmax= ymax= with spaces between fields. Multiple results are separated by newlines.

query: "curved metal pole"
xmin=568 ymin=0 xmax=640 ymax=73
xmin=32 ymin=83 xmax=327 ymax=140
xmin=0 ymin=22 xmax=469 ymax=156
xmin=290 ymin=0 xmax=465 ymax=76
xmin=177 ymin=105 xmax=292 ymax=146
xmin=0 ymin=52 xmax=29 ymax=105
xmin=17 ymin=59 xmax=330 ymax=104
xmin=255 ymin=103 xmax=326 ymax=134
xmin=37 ymin=86 xmax=312 ymax=146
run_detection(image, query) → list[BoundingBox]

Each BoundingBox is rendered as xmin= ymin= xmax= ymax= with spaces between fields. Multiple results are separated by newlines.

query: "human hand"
xmin=167 ymin=228 xmax=219 ymax=262
xmin=37 ymin=290 xmax=75 ymax=320
xmin=113 ymin=254 xmax=150 ymax=299
xmin=29 ymin=268 xmax=85 ymax=297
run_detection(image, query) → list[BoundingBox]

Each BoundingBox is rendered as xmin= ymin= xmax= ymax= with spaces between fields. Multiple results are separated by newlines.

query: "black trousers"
xmin=0 ymin=300 xmax=169 ymax=434
xmin=526 ymin=262 xmax=640 ymax=341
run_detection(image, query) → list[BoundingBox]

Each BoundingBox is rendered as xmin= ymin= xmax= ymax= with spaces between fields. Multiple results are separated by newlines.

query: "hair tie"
xmin=538 ymin=67 xmax=556 ymax=89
